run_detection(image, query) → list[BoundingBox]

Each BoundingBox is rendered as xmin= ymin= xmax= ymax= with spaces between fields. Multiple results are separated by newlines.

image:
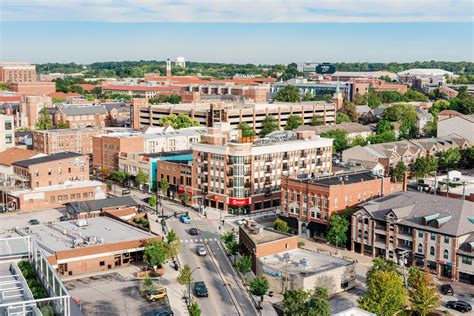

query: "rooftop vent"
xmin=76 ymin=219 xmax=88 ymax=227
xmin=422 ymin=213 xmax=440 ymax=225
xmin=299 ymin=258 xmax=308 ymax=268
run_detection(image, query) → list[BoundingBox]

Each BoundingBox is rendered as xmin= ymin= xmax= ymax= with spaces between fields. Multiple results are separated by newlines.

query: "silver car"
xmin=197 ymin=246 xmax=207 ymax=256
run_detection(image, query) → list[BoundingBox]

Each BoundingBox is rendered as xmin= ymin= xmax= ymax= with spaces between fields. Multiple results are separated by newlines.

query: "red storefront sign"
xmin=228 ymin=198 xmax=251 ymax=206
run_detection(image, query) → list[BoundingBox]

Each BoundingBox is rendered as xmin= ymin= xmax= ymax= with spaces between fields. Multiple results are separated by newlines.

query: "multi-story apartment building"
xmin=92 ymin=132 xmax=144 ymax=174
xmin=32 ymin=128 xmax=104 ymax=155
xmin=134 ymin=101 xmax=336 ymax=134
xmin=280 ymin=171 xmax=405 ymax=237
xmin=0 ymin=62 xmax=36 ymax=83
xmin=143 ymin=127 xmax=205 ymax=153
xmin=9 ymin=152 xmax=107 ymax=211
xmin=54 ymin=105 xmax=108 ymax=128
xmin=192 ymin=128 xmax=333 ymax=214
xmin=352 ymin=191 xmax=473 ymax=284
xmin=0 ymin=114 xmax=15 ymax=151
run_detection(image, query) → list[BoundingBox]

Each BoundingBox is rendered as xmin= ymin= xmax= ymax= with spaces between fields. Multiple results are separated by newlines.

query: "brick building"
xmin=280 ymin=171 xmax=405 ymax=237
xmin=156 ymin=160 xmax=193 ymax=198
xmin=0 ymin=62 xmax=36 ymax=83
xmin=65 ymin=196 xmax=140 ymax=220
xmin=92 ymin=132 xmax=144 ymax=174
xmin=192 ymin=128 xmax=333 ymax=214
xmin=8 ymin=152 xmax=107 ymax=211
xmin=19 ymin=95 xmax=53 ymax=129
xmin=54 ymin=105 xmax=108 ymax=128
xmin=32 ymin=128 xmax=104 ymax=155
xmin=16 ymin=216 xmax=159 ymax=277
xmin=10 ymin=82 xmax=56 ymax=95
xmin=352 ymin=191 xmax=473 ymax=284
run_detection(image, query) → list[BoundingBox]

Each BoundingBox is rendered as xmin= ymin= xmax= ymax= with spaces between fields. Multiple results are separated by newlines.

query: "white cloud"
xmin=1 ymin=0 xmax=473 ymax=22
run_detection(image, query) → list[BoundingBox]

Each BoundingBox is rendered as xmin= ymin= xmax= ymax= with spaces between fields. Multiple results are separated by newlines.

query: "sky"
xmin=1 ymin=0 xmax=473 ymax=64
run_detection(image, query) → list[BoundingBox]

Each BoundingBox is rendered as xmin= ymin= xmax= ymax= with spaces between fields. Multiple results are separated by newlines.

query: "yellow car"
xmin=145 ymin=287 xmax=168 ymax=301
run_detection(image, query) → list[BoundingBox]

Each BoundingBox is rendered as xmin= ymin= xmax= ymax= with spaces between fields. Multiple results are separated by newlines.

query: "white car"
xmin=237 ymin=218 xmax=253 ymax=225
xmin=197 ymin=246 xmax=207 ymax=256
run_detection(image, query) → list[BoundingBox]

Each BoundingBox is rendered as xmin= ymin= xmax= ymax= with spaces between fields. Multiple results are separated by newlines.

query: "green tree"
xmin=366 ymin=258 xmax=399 ymax=284
xmin=358 ymin=270 xmax=407 ymax=316
xmin=303 ymin=91 xmax=314 ymax=101
xmin=285 ymin=114 xmax=303 ymax=130
xmin=430 ymin=99 xmax=450 ymax=115
xmin=310 ymin=115 xmax=325 ymax=126
xmin=57 ymin=121 xmax=69 ymax=129
xmin=249 ymin=277 xmax=269 ymax=309
xmin=111 ymin=170 xmax=130 ymax=185
xmin=327 ymin=214 xmax=349 ymax=248
xmin=221 ymin=231 xmax=235 ymax=244
xmin=399 ymin=116 xmax=418 ymax=140
xmin=158 ymin=113 xmax=199 ymax=129
xmin=159 ymin=178 xmax=169 ymax=197
xmin=188 ymin=301 xmax=201 ymax=316
xmin=143 ymin=239 xmax=168 ymax=268
xmin=282 ymin=288 xmax=310 ymax=315
xmin=166 ymin=229 xmax=181 ymax=258
xmin=181 ymin=192 xmax=190 ymax=205
xmin=142 ymin=276 xmax=153 ymax=292
xmin=237 ymin=121 xmax=256 ymax=138
xmin=148 ymin=195 xmax=157 ymax=207
xmin=375 ymin=120 xmax=394 ymax=134
xmin=367 ymin=131 xmax=397 ymax=144
xmin=235 ymin=255 xmax=252 ymax=274
xmin=412 ymin=157 xmax=438 ymax=179
xmin=320 ymin=129 xmax=350 ymax=152
xmin=407 ymin=268 xmax=440 ymax=316
xmin=351 ymin=136 xmax=368 ymax=147
xmin=225 ymin=240 xmax=239 ymax=264
xmin=306 ymin=287 xmax=330 ymax=316
xmin=260 ymin=116 xmax=279 ymax=137
xmin=439 ymin=148 xmax=461 ymax=170
xmin=135 ymin=169 xmax=149 ymax=188
xmin=177 ymin=264 xmax=193 ymax=286
xmin=336 ymin=112 xmax=352 ymax=124
xmin=461 ymin=147 xmax=474 ymax=168
xmin=0 ymin=83 xmax=8 ymax=90
xmin=35 ymin=108 xmax=53 ymax=130
xmin=392 ymin=161 xmax=408 ymax=182
xmin=91 ymin=86 xmax=103 ymax=95
xmin=275 ymin=85 xmax=301 ymax=102
xmin=340 ymin=100 xmax=359 ymax=122
xmin=273 ymin=218 xmax=289 ymax=233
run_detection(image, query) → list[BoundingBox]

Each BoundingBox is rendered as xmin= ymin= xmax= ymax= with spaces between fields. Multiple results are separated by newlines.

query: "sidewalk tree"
xmin=274 ymin=84 xmax=301 ymax=102
xmin=366 ymin=258 xmax=399 ymax=283
xmin=407 ymin=268 xmax=440 ymax=316
xmin=392 ymin=161 xmax=407 ymax=182
xmin=35 ymin=108 xmax=53 ymax=130
xmin=111 ymin=170 xmax=129 ymax=185
xmin=166 ymin=229 xmax=181 ymax=259
xmin=135 ymin=169 xmax=148 ymax=188
xmin=235 ymin=255 xmax=252 ymax=274
xmin=225 ymin=240 xmax=239 ymax=264
xmin=181 ymin=192 xmax=190 ymax=205
xmin=273 ymin=218 xmax=289 ymax=233
xmin=159 ymin=178 xmax=169 ymax=197
xmin=143 ymin=239 xmax=168 ymax=269
xmin=188 ymin=300 xmax=201 ymax=316
xmin=148 ymin=195 xmax=157 ymax=207
xmin=326 ymin=214 xmax=349 ymax=248
xmin=285 ymin=115 xmax=303 ymax=131
xmin=141 ymin=276 xmax=153 ymax=293
xmin=177 ymin=264 xmax=193 ymax=286
xmin=358 ymin=270 xmax=406 ymax=316
xmin=282 ymin=288 xmax=310 ymax=315
xmin=221 ymin=231 xmax=235 ymax=244
xmin=260 ymin=116 xmax=279 ymax=137
xmin=249 ymin=277 xmax=269 ymax=309
xmin=306 ymin=287 xmax=330 ymax=316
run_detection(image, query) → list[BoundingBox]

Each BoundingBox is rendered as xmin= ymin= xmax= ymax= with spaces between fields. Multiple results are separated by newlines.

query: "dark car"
xmin=29 ymin=219 xmax=40 ymax=225
xmin=440 ymin=284 xmax=454 ymax=295
xmin=446 ymin=301 xmax=472 ymax=313
xmin=194 ymin=281 xmax=208 ymax=297
xmin=189 ymin=228 xmax=199 ymax=236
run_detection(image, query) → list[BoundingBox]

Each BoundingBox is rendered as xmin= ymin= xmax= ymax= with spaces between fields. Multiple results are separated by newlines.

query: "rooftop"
xmin=9 ymin=180 xmax=105 ymax=197
xmin=66 ymin=196 xmax=139 ymax=214
xmin=296 ymin=123 xmax=372 ymax=135
xmin=15 ymin=217 xmax=156 ymax=256
xmin=0 ymin=148 xmax=42 ymax=167
xmin=12 ymin=151 xmax=84 ymax=168
xmin=260 ymin=248 xmax=353 ymax=277
xmin=240 ymin=225 xmax=294 ymax=245
xmin=294 ymin=171 xmax=381 ymax=186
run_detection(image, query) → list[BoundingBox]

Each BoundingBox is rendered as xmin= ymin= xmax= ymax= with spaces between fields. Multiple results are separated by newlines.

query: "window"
xmin=430 ymin=246 xmax=435 ymax=256
xmin=334 ymin=198 xmax=338 ymax=208
xmin=462 ymin=256 xmax=472 ymax=265
xmin=417 ymin=243 xmax=423 ymax=253
xmin=5 ymin=120 xmax=12 ymax=130
xmin=364 ymin=231 xmax=368 ymax=240
xmin=358 ymin=229 xmax=362 ymax=238
xmin=99 ymin=261 xmax=105 ymax=266
xmin=444 ymin=236 xmax=449 ymax=244
xmin=5 ymin=134 xmax=12 ymax=144
xmin=443 ymin=249 xmax=449 ymax=259
xmin=418 ymin=231 xmax=423 ymax=238
xmin=431 ymin=233 xmax=436 ymax=241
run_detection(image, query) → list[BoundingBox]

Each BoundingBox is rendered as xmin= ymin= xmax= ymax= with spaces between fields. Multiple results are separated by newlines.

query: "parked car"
xmin=0 ymin=205 xmax=7 ymax=213
xmin=446 ymin=301 xmax=472 ymax=313
xmin=189 ymin=228 xmax=199 ymax=235
xmin=180 ymin=214 xmax=191 ymax=224
xmin=194 ymin=281 xmax=208 ymax=297
xmin=197 ymin=246 xmax=207 ymax=256
xmin=145 ymin=288 xmax=168 ymax=301
xmin=29 ymin=219 xmax=40 ymax=225
xmin=122 ymin=189 xmax=130 ymax=196
xmin=440 ymin=284 xmax=454 ymax=295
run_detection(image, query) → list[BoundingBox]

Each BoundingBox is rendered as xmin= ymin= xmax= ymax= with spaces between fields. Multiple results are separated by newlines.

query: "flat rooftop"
xmin=241 ymin=225 xmax=294 ymax=244
xmin=15 ymin=217 xmax=156 ymax=256
xmin=260 ymin=248 xmax=353 ymax=277
xmin=294 ymin=171 xmax=379 ymax=186
xmin=9 ymin=180 xmax=105 ymax=197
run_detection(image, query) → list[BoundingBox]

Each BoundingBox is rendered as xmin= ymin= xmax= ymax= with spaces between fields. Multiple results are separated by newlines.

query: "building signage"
xmin=263 ymin=268 xmax=281 ymax=278
xmin=228 ymin=197 xmax=251 ymax=206
xmin=315 ymin=63 xmax=336 ymax=75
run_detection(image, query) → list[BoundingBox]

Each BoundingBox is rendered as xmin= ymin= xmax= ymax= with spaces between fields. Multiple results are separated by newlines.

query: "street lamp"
xmin=188 ymin=266 xmax=201 ymax=306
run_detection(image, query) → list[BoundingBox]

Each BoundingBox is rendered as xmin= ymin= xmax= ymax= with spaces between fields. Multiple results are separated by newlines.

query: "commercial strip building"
xmin=0 ymin=236 xmax=72 ymax=315
xmin=0 ymin=114 xmax=15 ymax=151
xmin=15 ymin=216 xmax=160 ymax=277
xmin=239 ymin=222 xmax=356 ymax=296
xmin=192 ymin=128 xmax=333 ymax=214
xmin=351 ymin=191 xmax=474 ymax=284
xmin=280 ymin=171 xmax=405 ymax=238
xmin=0 ymin=62 xmax=36 ymax=83
xmin=133 ymin=101 xmax=337 ymax=134
xmin=342 ymin=134 xmax=471 ymax=171
xmin=157 ymin=160 xmax=193 ymax=198
xmin=6 ymin=152 xmax=107 ymax=211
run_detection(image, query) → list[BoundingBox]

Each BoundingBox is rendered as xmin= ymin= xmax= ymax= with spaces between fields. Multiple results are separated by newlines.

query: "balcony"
xmin=375 ymin=225 xmax=387 ymax=233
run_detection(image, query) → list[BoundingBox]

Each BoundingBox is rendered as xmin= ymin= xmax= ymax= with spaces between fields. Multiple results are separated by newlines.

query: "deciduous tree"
xmin=408 ymin=268 xmax=440 ymax=316
xmin=260 ymin=116 xmax=279 ymax=137
xmin=439 ymin=148 xmax=461 ymax=170
xmin=327 ymin=214 xmax=349 ymax=248
xmin=275 ymin=85 xmax=301 ymax=102
xmin=249 ymin=277 xmax=269 ymax=309
xmin=320 ymin=129 xmax=350 ymax=152
xmin=35 ymin=108 xmax=53 ymax=130
xmin=235 ymin=255 xmax=252 ymax=274
xmin=273 ymin=218 xmax=289 ymax=233
xmin=144 ymin=239 xmax=168 ymax=268
xmin=392 ymin=161 xmax=408 ymax=182
xmin=285 ymin=115 xmax=303 ymax=130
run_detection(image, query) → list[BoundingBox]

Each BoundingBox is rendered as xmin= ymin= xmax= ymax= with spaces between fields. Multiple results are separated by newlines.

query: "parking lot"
xmin=65 ymin=273 xmax=173 ymax=316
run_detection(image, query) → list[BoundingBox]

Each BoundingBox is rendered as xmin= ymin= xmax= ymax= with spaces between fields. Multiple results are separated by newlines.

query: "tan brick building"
xmin=32 ymin=128 xmax=104 ymax=155
xmin=10 ymin=82 xmax=56 ymax=95
xmin=0 ymin=62 xmax=36 ymax=83
xmin=157 ymin=160 xmax=193 ymax=198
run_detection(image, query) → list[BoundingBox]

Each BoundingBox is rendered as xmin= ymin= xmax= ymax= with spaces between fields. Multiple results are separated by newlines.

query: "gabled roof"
xmin=60 ymin=105 xmax=107 ymax=116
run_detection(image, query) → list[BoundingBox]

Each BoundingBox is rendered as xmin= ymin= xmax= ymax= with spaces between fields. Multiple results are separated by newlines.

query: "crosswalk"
xmin=180 ymin=238 xmax=219 ymax=243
